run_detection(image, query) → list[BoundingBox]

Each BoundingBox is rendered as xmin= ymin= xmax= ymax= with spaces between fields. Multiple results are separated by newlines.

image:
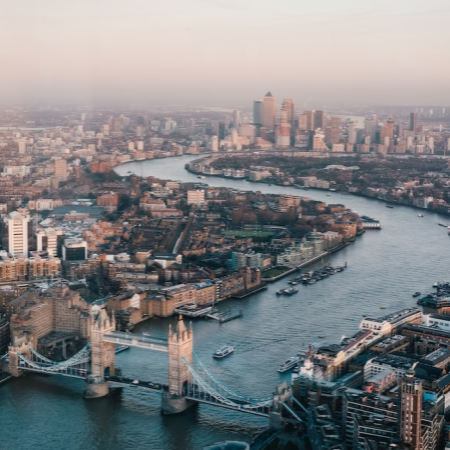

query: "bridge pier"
xmin=161 ymin=393 xmax=195 ymax=415
xmin=161 ymin=316 xmax=195 ymax=414
xmin=84 ymin=375 xmax=110 ymax=399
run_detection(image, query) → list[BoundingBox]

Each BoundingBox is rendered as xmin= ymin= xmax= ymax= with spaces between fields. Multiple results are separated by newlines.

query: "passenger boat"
xmin=282 ymin=287 xmax=298 ymax=296
xmin=213 ymin=346 xmax=234 ymax=359
xmin=318 ymin=335 xmax=325 ymax=338
xmin=277 ymin=356 xmax=300 ymax=373
xmin=433 ymin=282 xmax=438 ymax=288
xmin=412 ymin=292 xmax=421 ymax=298
xmin=418 ymin=214 xmax=424 ymax=217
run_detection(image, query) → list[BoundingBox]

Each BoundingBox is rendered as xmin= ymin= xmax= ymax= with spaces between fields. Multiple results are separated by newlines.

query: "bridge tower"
xmin=8 ymin=341 xmax=32 ymax=377
xmin=161 ymin=315 xmax=194 ymax=414
xmin=84 ymin=308 xmax=116 ymax=399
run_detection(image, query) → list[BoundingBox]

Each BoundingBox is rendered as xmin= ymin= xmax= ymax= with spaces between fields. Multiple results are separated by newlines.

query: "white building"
xmin=2 ymin=211 xmax=30 ymax=257
xmin=3 ymin=166 xmax=32 ymax=177
xmin=36 ymin=228 xmax=64 ymax=256
xmin=187 ymin=190 xmax=205 ymax=205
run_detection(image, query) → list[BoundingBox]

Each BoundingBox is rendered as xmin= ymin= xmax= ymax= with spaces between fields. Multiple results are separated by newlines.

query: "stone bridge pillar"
xmin=161 ymin=316 xmax=195 ymax=414
xmin=8 ymin=342 xmax=32 ymax=377
xmin=84 ymin=308 xmax=116 ymax=399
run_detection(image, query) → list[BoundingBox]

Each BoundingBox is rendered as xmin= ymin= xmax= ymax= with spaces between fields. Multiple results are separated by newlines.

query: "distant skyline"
xmin=1 ymin=0 xmax=450 ymax=106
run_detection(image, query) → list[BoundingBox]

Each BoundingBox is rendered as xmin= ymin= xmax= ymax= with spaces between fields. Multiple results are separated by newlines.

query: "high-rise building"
xmin=210 ymin=135 xmax=219 ymax=152
xmin=325 ymin=116 xmax=341 ymax=145
xmin=261 ymin=92 xmax=276 ymax=130
xmin=232 ymin=110 xmax=241 ymax=129
xmin=281 ymin=99 xmax=295 ymax=126
xmin=1 ymin=211 xmax=30 ymax=257
xmin=347 ymin=121 xmax=356 ymax=144
xmin=54 ymin=159 xmax=68 ymax=182
xmin=276 ymin=108 xmax=291 ymax=147
xmin=410 ymin=112 xmax=418 ymax=132
xmin=400 ymin=370 xmax=422 ymax=448
xmin=385 ymin=118 xmax=394 ymax=139
xmin=305 ymin=110 xmax=315 ymax=131
xmin=364 ymin=114 xmax=377 ymax=144
xmin=314 ymin=110 xmax=325 ymax=130
xmin=36 ymin=228 xmax=64 ymax=257
xmin=253 ymin=100 xmax=262 ymax=126
xmin=298 ymin=113 xmax=308 ymax=131
xmin=313 ymin=129 xmax=328 ymax=151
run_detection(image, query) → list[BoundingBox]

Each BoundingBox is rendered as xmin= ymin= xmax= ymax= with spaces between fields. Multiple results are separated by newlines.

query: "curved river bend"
xmin=1 ymin=155 xmax=448 ymax=450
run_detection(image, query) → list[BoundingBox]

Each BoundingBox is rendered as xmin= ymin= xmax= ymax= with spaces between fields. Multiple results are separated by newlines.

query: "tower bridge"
xmin=6 ymin=310 xmax=301 ymax=427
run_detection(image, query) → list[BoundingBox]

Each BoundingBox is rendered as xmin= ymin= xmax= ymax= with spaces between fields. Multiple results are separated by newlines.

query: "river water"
xmin=2 ymin=155 xmax=449 ymax=450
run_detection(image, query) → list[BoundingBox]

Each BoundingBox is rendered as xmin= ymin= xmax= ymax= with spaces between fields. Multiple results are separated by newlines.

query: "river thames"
xmin=1 ymin=155 xmax=449 ymax=450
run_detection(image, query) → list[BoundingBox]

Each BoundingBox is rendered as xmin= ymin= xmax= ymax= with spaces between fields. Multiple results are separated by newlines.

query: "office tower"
xmin=314 ymin=110 xmax=325 ymax=130
xmin=400 ymin=370 xmax=422 ymax=449
xmin=36 ymin=228 xmax=64 ymax=257
xmin=348 ymin=121 xmax=356 ymax=144
xmin=364 ymin=114 xmax=377 ymax=144
xmin=281 ymin=99 xmax=295 ymax=126
xmin=54 ymin=159 xmax=67 ymax=181
xmin=313 ymin=129 xmax=328 ymax=151
xmin=232 ymin=110 xmax=241 ymax=129
xmin=218 ymin=122 xmax=226 ymax=140
xmin=231 ymin=129 xmax=238 ymax=146
xmin=62 ymin=238 xmax=88 ymax=261
xmin=1 ymin=211 xmax=30 ymax=257
xmin=410 ymin=112 xmax=418 ymax=132
xmin=385 ymin=118 xmax=394 ymax=139
xmin=261 ymin=92 xmax=276 ymax=130
xmin=210 ymin=135 xmax=219 ymax=152
xmin=304 ymin=110 xmax=315 ymax=131
xmin=253 ymin=100 xmax=262 ymax=126
xmin=298 ymin=113 xmax=308 ymax=131
xmin=276 ymin=109 xmax=291 ymax=147
xmin=325 ymin=116 xmax=341 ymax=145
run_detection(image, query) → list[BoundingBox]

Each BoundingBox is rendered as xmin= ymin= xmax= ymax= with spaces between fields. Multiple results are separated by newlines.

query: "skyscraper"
xmin=1 ymin=211 xmax=30 ymax=257
xmin=276 ymin=108 xmax=291 ymax=147
xmin=325 ymin=116 xmax=341 ymax=146
xmin=314 ymin=110 xmax=325 ymax=130
xmin=347 ymin=121 xmax=356 ymax=145
xmin=410 ymin=112 xmax=418 ymax=132
xmin=232 ymin=110 xmax=241 ymax=129
xmin=281 ymin=99 xmax=295 ymax=126
xmin=364 ymin=114 xmax=377 ymax=144
xmin=304 ymin=110 xmax=315 ymax=131
xmin=261 ymin=92 xmax=276 ymax=130
xmin=253 ymin=100 xmax=262 ymax=126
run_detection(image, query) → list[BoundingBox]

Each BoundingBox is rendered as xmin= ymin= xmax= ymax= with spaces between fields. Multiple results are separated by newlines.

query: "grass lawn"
xmin=222 ymin=230 xmax=275 ymax=238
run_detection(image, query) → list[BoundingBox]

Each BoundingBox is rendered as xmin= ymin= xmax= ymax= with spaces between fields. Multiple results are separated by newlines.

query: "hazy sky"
xmin=1 ymin=0 xmax=449 ymax=106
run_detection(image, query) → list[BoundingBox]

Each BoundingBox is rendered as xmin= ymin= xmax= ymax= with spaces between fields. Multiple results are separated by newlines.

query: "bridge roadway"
xmin=103 ymin=332 xmax=168 ymax=352
xmin=184 ymin=388 xmax=271 ymax=417
xmin=107 ymin=375 xmax=167 ymax=392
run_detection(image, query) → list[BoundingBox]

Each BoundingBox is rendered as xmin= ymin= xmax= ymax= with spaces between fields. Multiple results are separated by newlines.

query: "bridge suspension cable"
xmin=191 ymin=351 xmax=271 ymax=404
